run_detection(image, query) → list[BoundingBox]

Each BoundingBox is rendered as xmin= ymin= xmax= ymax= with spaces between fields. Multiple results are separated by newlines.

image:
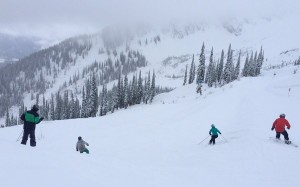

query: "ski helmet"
xmin=280 ymin=113 xmax=286 ymax=118
xmin=211 ymin=124 xmax=215 ymax=128
xmin=78 ymin=136 xmax=82 ymax=140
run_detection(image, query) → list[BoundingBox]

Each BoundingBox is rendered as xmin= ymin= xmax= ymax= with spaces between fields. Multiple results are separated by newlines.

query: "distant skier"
xmin=271 ymin=114 xmax=291 ymax=144
xmin=209 ymin=124 xmax=222 ymax=145
xmin=20 ymin=105 xmax=44 ymax=146
xmin=196 ymin=84 xmax=202 ymax=95
xmin=76 ymin=136 xmax=90 ymax=154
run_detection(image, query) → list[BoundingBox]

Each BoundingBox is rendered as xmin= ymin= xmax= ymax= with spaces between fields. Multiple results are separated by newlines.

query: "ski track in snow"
xmin=0 ymin=66 xmax=300 ymax=187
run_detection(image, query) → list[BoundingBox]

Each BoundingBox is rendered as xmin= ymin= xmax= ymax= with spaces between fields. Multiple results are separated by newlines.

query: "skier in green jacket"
xmin=209 ymin=124 xmax=221 ymax=145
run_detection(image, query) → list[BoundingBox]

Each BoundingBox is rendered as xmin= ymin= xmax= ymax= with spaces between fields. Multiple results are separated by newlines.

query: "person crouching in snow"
xmin=271 ymin=114 xmax=291 ymax=144
xmin=76 ymin=136 xmax=89 ymax=154
xmin=209 ymin=124 xmax=221 ymax=145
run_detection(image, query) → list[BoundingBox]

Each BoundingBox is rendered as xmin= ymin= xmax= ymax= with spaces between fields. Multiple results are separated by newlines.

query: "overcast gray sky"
xmin=0 ymin=0 xmax=299 ymax=41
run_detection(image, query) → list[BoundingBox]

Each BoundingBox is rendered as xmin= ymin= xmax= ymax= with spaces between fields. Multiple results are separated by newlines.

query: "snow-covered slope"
xmin=1 ymin=65 xmax=299 ymax=187
xmin=1 ymin=12 xmax=300 ymax=122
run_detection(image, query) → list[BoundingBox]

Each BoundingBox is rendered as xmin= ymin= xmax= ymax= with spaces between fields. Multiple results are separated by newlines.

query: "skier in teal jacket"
xmin=209 ymin=124 xmax=221 ymax=144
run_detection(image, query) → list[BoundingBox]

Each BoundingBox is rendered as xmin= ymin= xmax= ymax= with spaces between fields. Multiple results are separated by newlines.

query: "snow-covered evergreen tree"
xmin=137 ymin=71 xmax=143 ymax=104
xmin=217 ymin=50 xmax=224 ymax=84
xmin=222 ymin=44 xmax=234 ymax=84
xmin=188 ymin=54 xmax=195 ymax=84
xmin=256 ymin=47 xmax=264 ymax=75
xmin=150 ymin=71 xmax=156 ymax=103
xmin=55 ymin=92 xmax=62 ymax=120
xmin=50 ymin=94 xmax=55 ymax=120
xmin=196 ymin=42 xmax=205 ymax=84
xmin=124 ymin=75 xmax=129 ymax=109
xmin=183 ymin=65 xmax=188 ymax=85
xmin=233 ymin=51 xmax=241 ymax=80
xmin=205 ymin=48 xmax=214 ymax=87
xmin=5 ymin=108 xmax=10 ymax=127
xmin=90 ymin=74 xmax=98 ymax=117
xmin=62 ymin=91 xmax=69 ymax=120
xmin=145 ymin=71 xmax=151 ymax=103
xmin=248 ymin=52 xmax=255 ymax=77
xmin=242 ymin=54 xmax=249 ymax=77
xmin=81 ymin=87 xmax=87 ymax=118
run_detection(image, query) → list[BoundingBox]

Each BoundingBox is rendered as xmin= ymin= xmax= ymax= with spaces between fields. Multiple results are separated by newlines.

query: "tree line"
xmin=183 ymin=43 xmax=264 ymax=87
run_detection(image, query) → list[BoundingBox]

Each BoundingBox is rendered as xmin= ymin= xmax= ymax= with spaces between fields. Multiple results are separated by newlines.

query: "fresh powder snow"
xmin=0 ymin=64 xmax=299 ymax=187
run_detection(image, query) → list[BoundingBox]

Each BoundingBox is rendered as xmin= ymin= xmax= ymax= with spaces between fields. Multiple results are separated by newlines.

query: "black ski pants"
xmin=209 ymin=135 xmax=218 ymax=144
xmin=21 ymin=129 xmax=36 ymax=146
xmin=276 ymin=130 xmax=289 ymax=141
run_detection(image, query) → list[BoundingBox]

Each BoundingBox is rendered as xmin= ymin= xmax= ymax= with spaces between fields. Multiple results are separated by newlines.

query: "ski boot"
xmin=285 ymin=140 xmax=291 ymax=144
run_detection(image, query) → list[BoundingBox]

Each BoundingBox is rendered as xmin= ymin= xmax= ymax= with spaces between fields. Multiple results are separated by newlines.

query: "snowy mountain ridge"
xmin=1 ymin=18 xmax=300 ymax=124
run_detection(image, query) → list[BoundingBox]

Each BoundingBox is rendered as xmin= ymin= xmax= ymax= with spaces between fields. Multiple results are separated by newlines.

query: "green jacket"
xmin=21 ymin=111 xmax=42 ymax=130
xmin=209 ymin=127 xmax=221 ymax=136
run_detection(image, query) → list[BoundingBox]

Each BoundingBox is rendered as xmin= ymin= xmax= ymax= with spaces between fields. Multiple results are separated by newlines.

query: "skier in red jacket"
xmin=271 ymin=114 xmax=291 ymax=144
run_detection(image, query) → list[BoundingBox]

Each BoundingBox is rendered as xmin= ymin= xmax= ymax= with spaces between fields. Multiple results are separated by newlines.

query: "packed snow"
xmin=1 ymin=64 xmax=299 ymax=187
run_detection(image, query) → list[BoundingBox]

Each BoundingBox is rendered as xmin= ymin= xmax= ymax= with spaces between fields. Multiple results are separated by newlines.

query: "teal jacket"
xmin=209 ymin=127 xmax=221 ymax=136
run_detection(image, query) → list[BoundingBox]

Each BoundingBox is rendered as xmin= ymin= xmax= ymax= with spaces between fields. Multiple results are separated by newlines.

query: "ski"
xmin=269 ymin=137 xmax=298 ymax=147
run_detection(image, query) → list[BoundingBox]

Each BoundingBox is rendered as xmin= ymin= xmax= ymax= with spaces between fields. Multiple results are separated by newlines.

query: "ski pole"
xmin=16 ymin=130 xmax=23 ymax=142
xmin=221 ymin=134 xmax=228 ymax=142
xmin=198 ymin=135 xmax=210 ymax=144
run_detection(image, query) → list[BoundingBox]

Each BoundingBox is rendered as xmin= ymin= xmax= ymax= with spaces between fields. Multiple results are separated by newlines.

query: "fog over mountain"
xmin=0 ymin=33 xmax=42 ymax=63
xmin=0 ymin=0 xmax=299 ymax=43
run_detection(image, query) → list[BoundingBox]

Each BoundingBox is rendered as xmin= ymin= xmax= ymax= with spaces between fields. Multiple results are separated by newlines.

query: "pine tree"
xmin=183 ymin=65 xmax=188 ymax=85
xmin=205 ymin=48 xmax=214 ymax=87
xmin=90 ymin=74 xmax=98 ymax=117
xmin=131 ymin=75 xmax=137 ymax=105
xmin=55 ymin=92 xmax=62 ymax=120
xmin=145 ymin=71 xmax=151 ymax=103
xmin=124 ymin=75 xmax=129 ymax=109
xmin=196 ymin=42 xmax=205 ymax=84
xmin=150 ymin=71 xmax=156 ymax=103
xmin=69 ymin=92 xmax=74 ymax=119
xmin=5 ymin=108 xmax=10 ymax=127
xmin=62 ymin=91 xmax=69 ymax=119
xmin=137 ymin=71 xmax=143 ymax=104
xmin=81 ymin=86 xmax=87 ymax=118
xmin=233 ymin=51 xmax=241 ymax=80
xmin=103 ymin=86 xmax=108 ymax=115
xmin=256 ymin=47 xmax=264 ymax=75
xmin=50 ymin=94 xmax=55 ymax=120
xmin=99 ymin=85 xmax=105 ymax=116
xmin=248 ymin=52 xmax=255 ymax=77
xmin=217 ymin=50 xmax=224 ymax=84
xmin=242 ymin=54 xmax=249 ymax=77
xmin=188 ymin=54 xmax=195 ymax=84
xmin=74 ymin=98 xmax=81 ymax=118
xmin=223 ymin=44 xmax=234 ymax=84
xmin=85 ymin=79 xmax=92 ymax=116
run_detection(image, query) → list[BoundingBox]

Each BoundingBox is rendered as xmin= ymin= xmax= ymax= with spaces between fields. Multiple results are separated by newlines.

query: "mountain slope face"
xmin=0 ymin=65 xmax=299 ymax=187
xmin=0 ymin=16 xmax=300 ymax=122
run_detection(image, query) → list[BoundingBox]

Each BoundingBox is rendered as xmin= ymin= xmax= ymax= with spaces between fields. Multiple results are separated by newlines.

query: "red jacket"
xmin=272 ymin=118 xmax=291 ymax=132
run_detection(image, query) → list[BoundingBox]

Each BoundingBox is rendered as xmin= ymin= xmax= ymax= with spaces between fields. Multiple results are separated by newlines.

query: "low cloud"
xmin=0 ymin=0 xmax=299 ymax=41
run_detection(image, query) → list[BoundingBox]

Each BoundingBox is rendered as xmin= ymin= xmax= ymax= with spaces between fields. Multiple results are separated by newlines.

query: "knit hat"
xmin=31 ymin=105 xmax=39 ymax=111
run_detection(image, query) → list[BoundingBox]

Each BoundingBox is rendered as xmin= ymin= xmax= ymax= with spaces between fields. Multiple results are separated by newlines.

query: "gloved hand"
xmin=76 ymin=149 xmax=78 ymax=152
xmin=209 ymin=133 xmax=211 ymax=135
xmin=87 ymin=144 xmax=89 ymax=146
xmin=271 ymin=127 xmax=274 ymax=131
xmin=40 ymin=117 xmax=44 ymax=121
xmin=287 ymin=127 xmax=290 ymax=130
